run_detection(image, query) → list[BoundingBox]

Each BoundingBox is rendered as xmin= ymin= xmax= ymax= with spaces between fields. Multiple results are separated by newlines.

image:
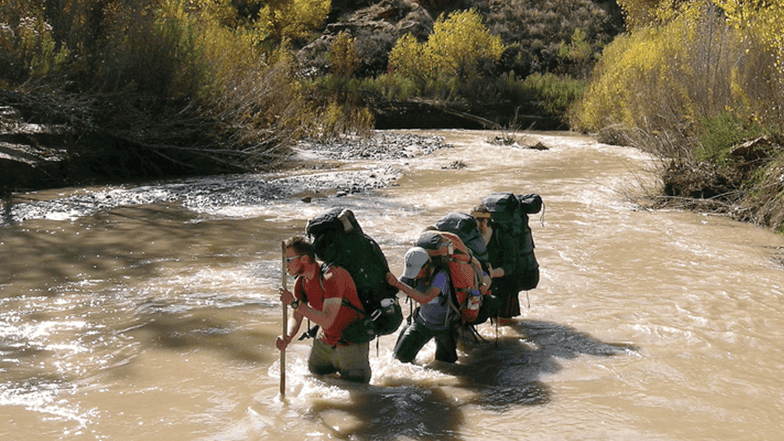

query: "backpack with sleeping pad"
xmin=434 ymin=212 xmax=490 ymax=271
xmin=305 ymin=207 xmax=403 ymax=344
xmin=416 ymin=230 xmax=489 ymax=323
xmin=481 ymin=192 xmax=543 ymax=291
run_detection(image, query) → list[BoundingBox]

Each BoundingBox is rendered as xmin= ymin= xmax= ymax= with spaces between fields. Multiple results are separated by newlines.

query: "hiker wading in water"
xmin=386 ymin=247 xmax=459 ymax=364
xmin=276 ymin=236 xmax=371 ymax=383
xmin=472 ymin=205 xmax=517 ymax=325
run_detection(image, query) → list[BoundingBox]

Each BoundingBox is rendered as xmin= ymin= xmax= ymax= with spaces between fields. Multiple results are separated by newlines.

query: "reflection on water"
xmin=2 ymin=130 xmax=784 ymax=441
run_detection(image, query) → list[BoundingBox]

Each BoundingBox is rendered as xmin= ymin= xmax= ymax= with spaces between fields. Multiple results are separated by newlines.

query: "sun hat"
xmin=402 ymin=247 xmax=430 ymax=279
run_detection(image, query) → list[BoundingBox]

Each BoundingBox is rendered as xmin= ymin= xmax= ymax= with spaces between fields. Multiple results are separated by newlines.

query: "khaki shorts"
xmin=308 ymin=338 xmax=371 ymax=383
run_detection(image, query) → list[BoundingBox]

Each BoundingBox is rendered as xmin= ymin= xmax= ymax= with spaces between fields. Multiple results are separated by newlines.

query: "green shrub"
xmin=362 ymin=73 xmax=420 ymax=101
xmin=696 ymin=111 xmax=766 ymax=164
xmin=485 ymin=0 xmax=623 ymax=77
xmin=522 ymin=72 xmax=585 ymax=117
xmin=0 ymin=7 xmax=73 ymax=83
xmin=0 ymin=0 xmax=334 ymax=171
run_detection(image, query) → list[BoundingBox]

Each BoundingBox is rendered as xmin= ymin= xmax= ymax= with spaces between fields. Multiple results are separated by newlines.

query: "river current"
xmin=1 ymin=130 xmax=783 ymax=440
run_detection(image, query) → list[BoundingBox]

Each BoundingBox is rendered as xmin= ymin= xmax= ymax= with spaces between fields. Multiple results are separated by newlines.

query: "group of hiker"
xmin=276 ymin=192 xmax=543 ymax=384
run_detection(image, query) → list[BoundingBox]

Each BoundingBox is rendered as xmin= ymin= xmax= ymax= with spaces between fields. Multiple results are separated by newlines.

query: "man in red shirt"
xmin=276 ymin=236 xmax=371 ymax=383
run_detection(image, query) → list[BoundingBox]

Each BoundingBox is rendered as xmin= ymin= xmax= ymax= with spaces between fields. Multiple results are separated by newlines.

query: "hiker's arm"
xmin=386 ymin=272 xmax=440 ymax=305
xmin=278 ymin=271 xmax=344 ymax=330
xmin=276 ymin=311 xmax=304 ymax=350
xmin=296 ymin=297 xmax=341 ymax=329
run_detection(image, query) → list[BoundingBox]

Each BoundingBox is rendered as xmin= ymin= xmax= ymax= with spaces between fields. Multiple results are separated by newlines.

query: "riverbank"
xmin=0 ymin=131 xmax=457 ymax=225
xmin=4 ymin=95 xmax=783 ymax=235
xmin=0 ymin=97 xmax=496 ymax=194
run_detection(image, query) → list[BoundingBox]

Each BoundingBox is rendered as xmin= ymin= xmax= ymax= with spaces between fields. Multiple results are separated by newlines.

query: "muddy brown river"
xmin=1 ymin=130 xmax=783 ymax=440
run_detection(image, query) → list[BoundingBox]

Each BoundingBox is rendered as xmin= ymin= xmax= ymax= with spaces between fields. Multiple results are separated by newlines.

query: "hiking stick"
xmin=494 ymin=315 xmax=498 ymax=349
xmin=280 ymin=241 xmax=287 ymax=397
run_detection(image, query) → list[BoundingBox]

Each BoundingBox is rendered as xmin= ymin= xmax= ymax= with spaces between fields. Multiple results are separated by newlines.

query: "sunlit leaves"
xmin=255 ymin=0 xmax=330 ymax=43
xmin=388 ymin=9 xmax=504 ymax=86
xmin=427 ymin=9 xmax=504 ymax=81
xmin=388 ymin=33 xmax=431 ymax=82
xmin=716 ymin=0 xmax=784 ymax=70
xmin=328 ymin=31 xmax=360 ymax=78
xmin=575 ymin=0 xmax=783 ymax=163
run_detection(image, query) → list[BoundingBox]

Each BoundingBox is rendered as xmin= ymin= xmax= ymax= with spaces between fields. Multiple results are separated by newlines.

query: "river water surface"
xmin=1 ymin=130 xmax=783 ymax=441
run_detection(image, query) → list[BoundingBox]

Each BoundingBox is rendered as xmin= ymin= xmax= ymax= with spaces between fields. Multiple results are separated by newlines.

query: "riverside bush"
xmin=523 ymin=73 xmax=585 ymax=119
xmin=0 ymin=0 xmax=336 ymax=173
xmin=0 ymin=3 xmax=72 ymax=83
xmin=739 ymin=150 xmax=784 ymax=232
xmin=304 ymin=31 xmax=376 ymax=138
xmin=696 ymin=111 xmax=766 ymax=165
xmin=575 ymin=0 xmax=784 ymax=231
xmin=573 ymin=1 xmax=782 ymax=149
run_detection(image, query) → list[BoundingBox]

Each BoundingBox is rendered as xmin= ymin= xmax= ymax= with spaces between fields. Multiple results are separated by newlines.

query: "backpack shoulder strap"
xmin=341 ymin=297 xmax=366 ymax=317
xmin=317 ymin=262 xmax=330 ymax=291
xmin=438 ymin=270 xmax=462 ymax=317
xmin=319 ymin=262 xmax=367 ymax=317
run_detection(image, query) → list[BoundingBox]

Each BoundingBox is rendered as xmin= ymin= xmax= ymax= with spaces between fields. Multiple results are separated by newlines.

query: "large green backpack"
xmin=481 ymin=192 xmax=543 ymax=291
xmin=305 ymin=208 xmax=403 ymax=342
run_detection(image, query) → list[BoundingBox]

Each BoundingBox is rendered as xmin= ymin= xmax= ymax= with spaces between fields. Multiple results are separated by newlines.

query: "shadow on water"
xmin=120 ymin=308 xmax=277 ymax=365
xmin=305 ymin=319 xmax=637 ymax=440
xmin=0 ymin=204 xmax=272 ymax=298
xmin=0 ymin=205 xmax=195 ymax=296
xmin=446 ymin=319 xmax=638 ymax=412
xmin=310 ymin=380 xmax=465 ymax=441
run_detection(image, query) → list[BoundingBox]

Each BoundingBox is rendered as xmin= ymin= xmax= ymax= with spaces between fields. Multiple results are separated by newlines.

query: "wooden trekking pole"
xmin=280 ymin=240 xmax=287 ymax=397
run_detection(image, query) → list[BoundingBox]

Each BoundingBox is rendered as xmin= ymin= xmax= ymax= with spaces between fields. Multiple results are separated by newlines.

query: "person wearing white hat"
xmin=385 ymin=246 xmax=459 ymax=363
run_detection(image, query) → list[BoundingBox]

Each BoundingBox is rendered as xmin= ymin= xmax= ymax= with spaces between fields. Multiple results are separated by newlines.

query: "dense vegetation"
xmin=0 ymin=0 xmax=336 ymax=180
xmin=316 ymin=0 xmax=622 ymax=128
xmin=2 ymin=0 xmax=784 ymax=232
xmin=571 ymin=0 xmax=784 ymax=232
xmin=0 ymin=0 xmax=621 ymax=182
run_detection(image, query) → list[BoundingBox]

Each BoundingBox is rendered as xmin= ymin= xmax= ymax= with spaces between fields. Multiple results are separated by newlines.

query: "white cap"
xmin=402 ymin=247 xmax=430 ymax=279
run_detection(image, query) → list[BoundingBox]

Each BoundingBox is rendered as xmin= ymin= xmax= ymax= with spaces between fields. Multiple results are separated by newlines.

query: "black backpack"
xmin=305 ymin=208 xmax=403 ymax=342
xmin=481 ymin=192 xmax=543 ymax=290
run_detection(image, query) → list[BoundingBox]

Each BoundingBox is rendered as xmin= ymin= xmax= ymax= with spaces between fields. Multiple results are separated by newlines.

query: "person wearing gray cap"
xmin=385 ymin=246 xmax=459 ymax=363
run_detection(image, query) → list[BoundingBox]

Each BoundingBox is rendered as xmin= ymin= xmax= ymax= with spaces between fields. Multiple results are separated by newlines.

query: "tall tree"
xmin=388 ymin=9 xmax=504 ymax=83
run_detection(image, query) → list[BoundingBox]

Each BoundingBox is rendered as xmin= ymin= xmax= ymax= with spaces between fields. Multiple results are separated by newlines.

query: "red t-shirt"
xmin=294 ymin=265 xmax=364 ymax=346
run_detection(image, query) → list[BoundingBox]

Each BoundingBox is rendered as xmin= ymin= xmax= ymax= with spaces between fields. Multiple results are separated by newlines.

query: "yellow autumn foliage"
xmin=716 ymin=0 xmax=784 ymax=70
xmin=255 ymin=0 xmax=331 ymax=42
xmin=574 ymin=0 xmax=783 ymax=144
xmin=388 ymin=9 xmax=504 ymax=85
